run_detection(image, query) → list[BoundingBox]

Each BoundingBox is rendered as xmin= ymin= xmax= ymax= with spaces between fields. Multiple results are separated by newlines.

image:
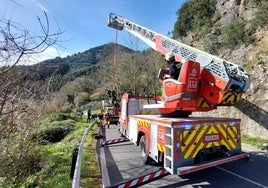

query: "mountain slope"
xmin=21 ymin=43 xmax=134 ymax=93
xmin=175 ymin=0 xmax=268 ymax=138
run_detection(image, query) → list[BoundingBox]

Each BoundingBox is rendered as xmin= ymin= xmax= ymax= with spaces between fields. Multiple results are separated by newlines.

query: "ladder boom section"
xmin=108 ymin=13 xmax=157 ymax=50
xmin=107 ymin=13 xmax=251 ymax=93
xmin=158 ymin=34 xmax=251 ymax=92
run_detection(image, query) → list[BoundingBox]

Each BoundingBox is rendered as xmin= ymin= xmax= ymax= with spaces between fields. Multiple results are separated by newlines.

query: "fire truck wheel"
xmin=140 ymin=135 xmax=150 ymax=164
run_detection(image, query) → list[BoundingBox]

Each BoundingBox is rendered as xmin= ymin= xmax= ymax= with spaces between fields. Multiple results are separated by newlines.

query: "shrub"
xmin=33 ymin=120 xmax=75 ymax=144
xmin=90 ymin=92 xmax=102 ymax=101
xmin=251 ymin=1 xmax=268 ymax=29
xmin=173 ymin=0 xmax=217 ymax=38
xmin=249 ymin=0 xmax=267 ymax=6
xmin=48 ymin=112 xmax=82 ymax=122
xmin=203 ymin=34 xmax=219 ymax=54
xmin=223 ymin=19 xmax=251 ymax=48
xmin=0 ymin=145 xmax=42 ymax=186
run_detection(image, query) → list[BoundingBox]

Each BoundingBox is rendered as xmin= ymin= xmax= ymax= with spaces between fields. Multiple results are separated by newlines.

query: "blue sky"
xmin=0 ymin=0 xmax=186 ymax=63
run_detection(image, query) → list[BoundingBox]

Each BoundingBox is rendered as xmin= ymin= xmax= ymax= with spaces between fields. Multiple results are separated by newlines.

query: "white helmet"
xmin=165 ymin=52 xmax=175 ymax=61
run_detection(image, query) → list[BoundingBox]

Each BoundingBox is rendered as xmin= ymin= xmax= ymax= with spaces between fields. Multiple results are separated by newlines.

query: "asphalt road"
xmin=96 ymin=124 xmax=268 ymax=188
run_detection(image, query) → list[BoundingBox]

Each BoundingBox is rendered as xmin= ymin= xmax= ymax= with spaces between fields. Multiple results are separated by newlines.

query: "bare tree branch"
xmin=0 ymin=11 xmax=63 ymax=74
xmin=0 ymin=11 xmax=63 ymax=142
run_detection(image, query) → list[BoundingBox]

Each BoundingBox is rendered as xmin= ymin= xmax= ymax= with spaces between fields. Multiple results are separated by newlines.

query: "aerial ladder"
xmin=107 ymin=13 xmax=251 ymax=116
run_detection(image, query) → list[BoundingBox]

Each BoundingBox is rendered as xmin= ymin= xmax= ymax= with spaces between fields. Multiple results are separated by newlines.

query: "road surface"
xmin=96 ymin=124 xmax=268 ymax=188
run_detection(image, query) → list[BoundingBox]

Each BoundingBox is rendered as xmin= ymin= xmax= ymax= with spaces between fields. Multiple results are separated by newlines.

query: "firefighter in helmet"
xmin=164 ymin=52 xmax=182 ymax=80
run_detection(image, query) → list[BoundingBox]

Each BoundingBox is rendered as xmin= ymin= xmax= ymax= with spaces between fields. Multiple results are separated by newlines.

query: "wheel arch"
xmin=137 ymin=131 xmax=145 ymax=146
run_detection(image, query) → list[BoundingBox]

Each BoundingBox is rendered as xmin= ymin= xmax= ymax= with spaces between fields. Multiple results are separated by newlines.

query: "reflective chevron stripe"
xmin=137 ymin=120 xmax=151 ymax=128
xmin=180 ymin=123 xmax=238 ymax=159
xmin=197 ymin=97 xmax=212 ymax=108
xmin=220 ymin=92 xmax=242 ymax=105
xmin=157 ymin=143 xmax=166 ymax=153
xmin=101 ymin=138 xmax=129 ymax=146
xmin=140 ymin=109 xmax=158 ymax=115
xmin=109 ymin=169 xmax=169 ymax=188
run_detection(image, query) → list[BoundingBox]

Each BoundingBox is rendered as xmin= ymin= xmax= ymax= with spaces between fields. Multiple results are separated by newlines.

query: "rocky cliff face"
xmin=188 ymin=0 xmax=268 ymax=138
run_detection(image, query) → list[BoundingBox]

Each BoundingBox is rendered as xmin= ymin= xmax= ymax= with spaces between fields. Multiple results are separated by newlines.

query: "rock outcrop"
xmin=189 ymin=0 xmax=268 ymax=138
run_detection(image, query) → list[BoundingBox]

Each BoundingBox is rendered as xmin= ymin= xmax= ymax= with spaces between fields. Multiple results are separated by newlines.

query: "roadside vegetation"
xmin=242 ymin=135 xmax=268 ymax=151
xmin=174 ymin=0 xmax=268 ymax=55
xmin=0 ymin=111 xmax=100 ymax=187
xmin=1 ymin=0 xmax=267 ymax=187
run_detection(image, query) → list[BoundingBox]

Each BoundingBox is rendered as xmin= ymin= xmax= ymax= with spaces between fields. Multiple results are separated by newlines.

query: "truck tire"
xmin=140 ymin=135 xmax=150 ymax=164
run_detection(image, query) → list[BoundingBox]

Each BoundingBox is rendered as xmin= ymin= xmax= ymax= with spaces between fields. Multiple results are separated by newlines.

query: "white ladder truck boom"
xmin=107 ymin=13 xmax=251 ymax=116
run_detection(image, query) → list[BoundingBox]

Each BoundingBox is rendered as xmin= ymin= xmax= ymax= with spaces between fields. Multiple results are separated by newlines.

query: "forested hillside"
xmin=0 ymin=0 xmax=267 ymax=186
xmin=18 ymin=43 xmax=134 ymax=94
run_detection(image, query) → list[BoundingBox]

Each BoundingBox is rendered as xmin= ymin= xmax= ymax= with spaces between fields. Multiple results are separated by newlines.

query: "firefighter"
xmin=87 ymin=109 xmax=91 ymax=123
xmin=113 ymin=100 xmax=120 ymax=115
xmin=98 ymin=110 xmax=105 ymax=127
xmin=164 ymin=52 xmax=182 ymax=80
xmin=104 ymin=113 xmax=111 ymax=128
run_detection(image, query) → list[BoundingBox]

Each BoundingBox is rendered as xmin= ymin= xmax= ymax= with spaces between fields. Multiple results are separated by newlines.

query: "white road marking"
xmin=216 ymin=166 xmax=268 ymax=188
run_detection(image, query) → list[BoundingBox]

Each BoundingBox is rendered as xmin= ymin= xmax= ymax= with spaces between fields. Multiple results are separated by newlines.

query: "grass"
xmin=20 ymin=114 xmax=101 ymax=187
xmin=80 ymin=137 xmax=101 ymax=187
xmin=242 ymin=135 xmax=268 ymax=150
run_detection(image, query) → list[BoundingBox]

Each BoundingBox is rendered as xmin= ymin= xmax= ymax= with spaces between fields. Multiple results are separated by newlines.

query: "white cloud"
xmin=36 ymin=2 xmax=49 ymax=13
xmin=0 ymin=46 xmax=68 ymax=67
xmin=20 ymin=46 xmax=69 ymax=66
xmin=32 ymin=0 xmax=50 ymax=13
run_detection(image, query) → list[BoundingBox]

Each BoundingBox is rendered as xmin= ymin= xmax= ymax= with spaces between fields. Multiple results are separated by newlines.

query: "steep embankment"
xmin=188 ymin=0 xmax=268 ymax=138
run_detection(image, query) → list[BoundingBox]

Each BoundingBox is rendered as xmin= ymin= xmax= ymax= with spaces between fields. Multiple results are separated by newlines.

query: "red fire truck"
xmin=108 ymin=13 xmax=250 ymax=175
xmin=118 ymin=92 xmax=248 ymax=175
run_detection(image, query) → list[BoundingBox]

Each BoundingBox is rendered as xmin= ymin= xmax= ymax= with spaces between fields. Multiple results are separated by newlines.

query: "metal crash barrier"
xmin=71 ymin=120 xmax=97 ymax=188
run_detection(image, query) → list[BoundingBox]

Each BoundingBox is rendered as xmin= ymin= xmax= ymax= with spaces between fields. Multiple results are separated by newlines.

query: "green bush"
xmin=251 ymin=1 xmax=268 ymax=29
xmin=249 ymin=0 xmax=267 ymax=6
xmin=49 ymin=112 xmax=82 ymax=122
xmin=33 ymin=120 xmax=75 ymax=144
xmin=173 ymin=0 xmax=217 ymax=38
xmin=203 ymin=34 xmax=219 ymax=54
xmin=0 ymin=145 xmax=42 ymax=187
xmin=223 ymin=19 xmax=251 ymax=48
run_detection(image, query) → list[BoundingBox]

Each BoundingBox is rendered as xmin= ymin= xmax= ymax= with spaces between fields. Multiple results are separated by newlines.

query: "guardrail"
xmin=71 ymin=120 xmax=97 ymax=188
